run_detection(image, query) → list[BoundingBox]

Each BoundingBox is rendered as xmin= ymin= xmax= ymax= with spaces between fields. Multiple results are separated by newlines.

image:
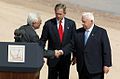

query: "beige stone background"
xmin=0 ymin=0 xmax=120 ymax=79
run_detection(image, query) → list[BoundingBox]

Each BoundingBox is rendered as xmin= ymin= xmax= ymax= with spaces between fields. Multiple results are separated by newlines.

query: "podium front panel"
xmin=0 ymin=42 xmax=44 ymax=72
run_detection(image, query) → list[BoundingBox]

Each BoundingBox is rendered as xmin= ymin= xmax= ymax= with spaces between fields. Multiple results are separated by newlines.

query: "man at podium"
xmin=14 ymin=12 xmax=62 ymax=58
xmin=14 ymin=12 xmax=62 ymax=79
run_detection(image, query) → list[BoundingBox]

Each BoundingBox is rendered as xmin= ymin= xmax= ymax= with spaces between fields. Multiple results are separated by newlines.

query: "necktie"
xmin=84 ymin=30 xmax=89 ymax=45
xmin=58 ymin=20 xmax=63 ymax=43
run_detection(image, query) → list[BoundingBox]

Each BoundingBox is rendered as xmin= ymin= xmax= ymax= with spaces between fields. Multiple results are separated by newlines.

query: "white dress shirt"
xmin=56 ymin=18 xmax=65 ymax=31
xmin=84 ymin=24 xmax=94 ymax=45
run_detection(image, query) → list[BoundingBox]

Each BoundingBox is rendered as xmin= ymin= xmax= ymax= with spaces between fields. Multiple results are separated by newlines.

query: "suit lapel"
xmin=62 ymin=18 xmax=69 ymax=44
xmin=80 ymin=28 xmax=85 ymax=48
xmin=74 ymin=28 xmax=85 ymax=51
xmin=82 ymin=30 xmax=85 ymax=47
xmin=52 ymin=18 xmax=61 ymax=43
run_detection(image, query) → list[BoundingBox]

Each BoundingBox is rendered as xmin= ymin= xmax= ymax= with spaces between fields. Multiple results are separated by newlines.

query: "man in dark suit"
xmin=69 ymin=12 xmax=112 ymax=79
xmin=14 ymin=13 xmax=40 ymax=43
xmin=14 ymin=13 xmax=62 ymax=79
xmin=14 ymin=13 xmax=58 ymax=57
xmin=40 ymin=3 xmax=76 ymax=79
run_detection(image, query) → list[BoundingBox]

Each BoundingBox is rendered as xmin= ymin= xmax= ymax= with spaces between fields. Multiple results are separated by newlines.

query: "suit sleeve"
xmin=39 ymin=46 xmax=55 ymax=58
xmin=62 ymin=32 xmax=76 ymax=56
xmin=43 ymin=49 xmax=55 ymax=58
xmin=39 ymin=22 xmax=49 ymax=48
xmin=30 ymin=35 xmax=39 ymax=42
xmin=102 ymin=29 xmax=112 ymax=67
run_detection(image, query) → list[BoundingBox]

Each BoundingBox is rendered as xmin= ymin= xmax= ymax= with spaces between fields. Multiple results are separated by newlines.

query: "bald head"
xmin=81 ymin=12 xmax=94 ymax=29
xmin=82 ymin=12 xmax=94 ymax=22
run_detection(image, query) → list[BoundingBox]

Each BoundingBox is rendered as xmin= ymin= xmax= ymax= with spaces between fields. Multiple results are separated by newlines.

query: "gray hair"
xmin=55 ymin=3 xmax=66 ymax=14
xmin=82 ymin=12 xmax=94 ymax=22
xmin=27 ymin=13 xmax=41 ymax=26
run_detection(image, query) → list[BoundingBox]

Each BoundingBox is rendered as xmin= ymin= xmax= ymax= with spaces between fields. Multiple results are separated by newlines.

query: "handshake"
xmin=54 ymin=50 xmax=64 ymax=58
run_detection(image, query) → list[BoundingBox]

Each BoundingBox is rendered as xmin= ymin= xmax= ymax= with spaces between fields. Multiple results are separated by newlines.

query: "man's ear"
xmin=91 ymin=20 xmax=93 ymax=22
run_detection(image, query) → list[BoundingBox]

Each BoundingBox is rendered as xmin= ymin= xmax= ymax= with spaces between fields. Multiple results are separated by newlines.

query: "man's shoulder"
xmin=18 ymin=24 xmax=33 ymax=34
xmin=94 ymin=25 xmax=107 ymax=32
xmin=15 ymin=25 xmax=26 ymax=34
xmin=19 ymin=24 xmax=29 ymax=30
xmin=76 ymin=27 xmax=85 ymax=33
xmin=45 ymin=17 xmax=75 ymax=23
xmin=65 ymin=17 xmax=75 ymax=23
xmin=45 ymin=18 xmax=56 ymax=23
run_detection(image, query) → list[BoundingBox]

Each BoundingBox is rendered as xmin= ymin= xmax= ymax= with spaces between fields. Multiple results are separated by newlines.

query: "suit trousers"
xmin=48 ymin=61 xmax=70 ymax=79
xmin=78 ymin=63 xmax=104 ymax=79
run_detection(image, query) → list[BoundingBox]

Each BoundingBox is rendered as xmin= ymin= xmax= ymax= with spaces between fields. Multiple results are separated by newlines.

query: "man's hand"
xmin=54 ymin=50 xmax=64 ymax=58
xmin=104 ymin=66 xmax=110 ymax=74
xmin=71 ymin=57 xmax=77 ymax=65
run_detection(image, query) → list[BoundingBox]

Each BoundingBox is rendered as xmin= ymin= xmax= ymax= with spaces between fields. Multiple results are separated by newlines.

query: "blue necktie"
xmin=84 ymin=30 xmax=89 ymax=45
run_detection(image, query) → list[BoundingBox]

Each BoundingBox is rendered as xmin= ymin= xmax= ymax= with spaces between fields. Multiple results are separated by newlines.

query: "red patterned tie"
xmin=58 ymin=20 xmax=63 ymax=43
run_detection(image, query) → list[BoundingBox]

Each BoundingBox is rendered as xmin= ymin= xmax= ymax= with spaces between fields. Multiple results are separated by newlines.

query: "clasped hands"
xmin=54 ymin=50 xmax=64 ymax=58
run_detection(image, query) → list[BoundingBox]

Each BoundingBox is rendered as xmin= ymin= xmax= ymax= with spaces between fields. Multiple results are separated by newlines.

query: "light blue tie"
xmin=84 ymin=30 xmax=89 ymax=45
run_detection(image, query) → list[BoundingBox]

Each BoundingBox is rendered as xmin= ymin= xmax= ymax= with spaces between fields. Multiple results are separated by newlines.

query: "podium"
xmin=0 ymin=42 xmax=44 ymax=79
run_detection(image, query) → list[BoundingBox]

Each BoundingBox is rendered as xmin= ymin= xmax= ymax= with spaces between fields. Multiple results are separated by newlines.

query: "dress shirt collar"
xmin=56 ymin=18 xmax=65 ymax=24
xmin=56 ymin=18 xmax=65 ymax=30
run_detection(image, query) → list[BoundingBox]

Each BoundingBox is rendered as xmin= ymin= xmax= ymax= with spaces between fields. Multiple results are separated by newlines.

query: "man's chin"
xmin=57 ymin=18 xmax=63 ymax=21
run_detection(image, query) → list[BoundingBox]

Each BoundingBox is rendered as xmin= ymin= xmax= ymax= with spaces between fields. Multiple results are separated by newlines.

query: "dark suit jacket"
xmin=72 ymin=25 xmax=112 ymax=74
xmin=14 ymin=24 xmax=39 ymax=42
xmin=40 ymin=17 xmax=76 ymax=67
xmin=14 ymin=24 xmax=55 ymax=58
